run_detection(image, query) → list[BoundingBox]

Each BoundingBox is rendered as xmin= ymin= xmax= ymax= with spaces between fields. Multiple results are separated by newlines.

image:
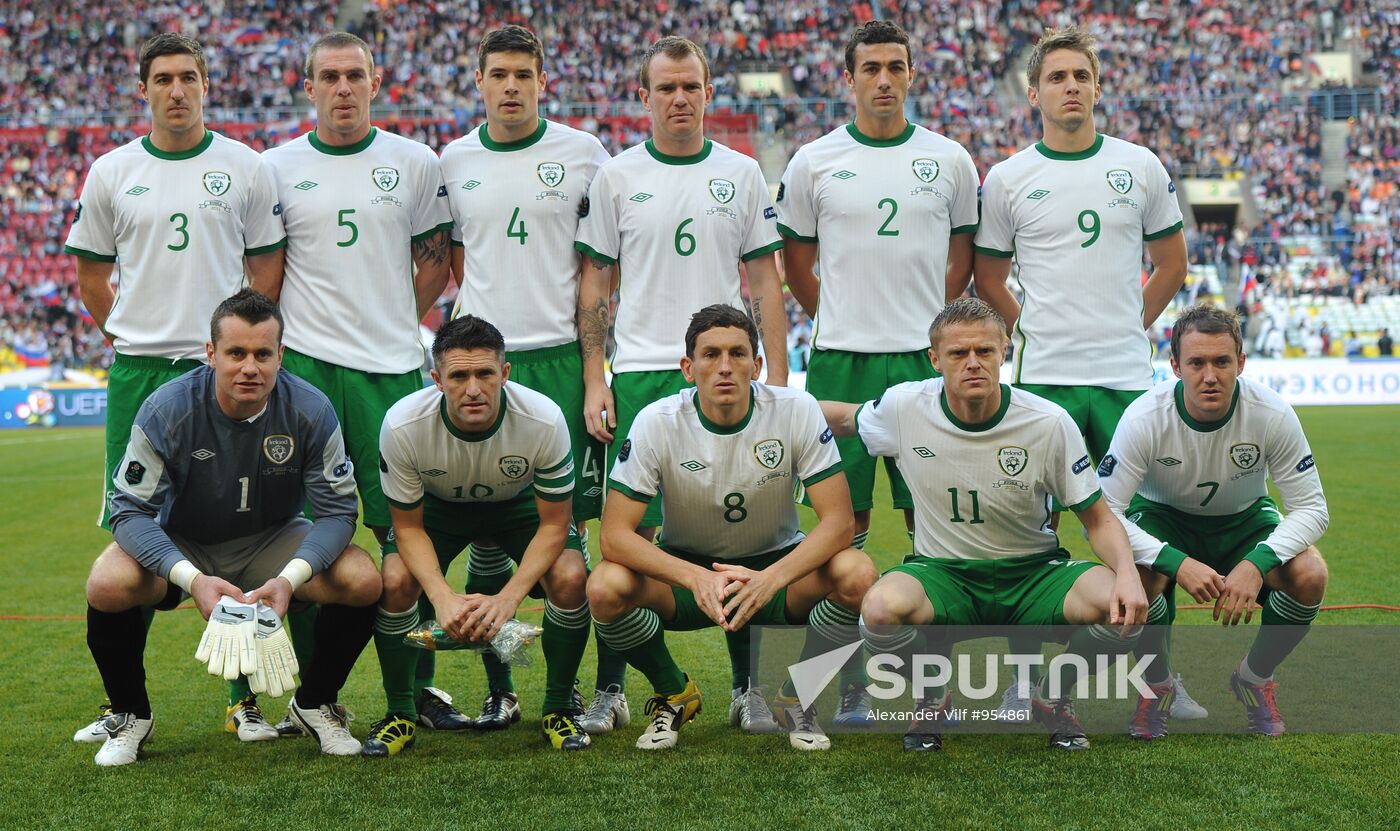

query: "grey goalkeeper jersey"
xmin=109 ymin=366 xmax=358 ymax=581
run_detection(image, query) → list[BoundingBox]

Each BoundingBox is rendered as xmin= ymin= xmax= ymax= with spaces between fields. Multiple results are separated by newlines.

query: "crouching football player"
xmin=589 ymin=305 xmax=875 ymax=751
xmin=825 ymin=298 xmax=1149 ymax=751
xmin=1101 ymin=303 xmax=1328 ymax=738
xmin=84 ymin=290 xmax=381 ymax=766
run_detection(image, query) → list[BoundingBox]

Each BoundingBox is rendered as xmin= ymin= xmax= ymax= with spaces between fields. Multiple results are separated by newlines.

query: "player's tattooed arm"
xmin=745 ymin=253 xmax=789 ymax=386
xmin=577 ymin=257 xmax=616 ymax=440
xmin=411 ymin=229 xmax=452 ymax=320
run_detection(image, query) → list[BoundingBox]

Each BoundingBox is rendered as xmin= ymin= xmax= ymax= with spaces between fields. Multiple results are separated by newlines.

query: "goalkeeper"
xmin=83 ymin=289 xmax=381 ymax=766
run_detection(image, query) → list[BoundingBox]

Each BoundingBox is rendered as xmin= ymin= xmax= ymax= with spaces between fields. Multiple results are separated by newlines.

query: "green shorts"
xmin=383 ymin=500 xmax=584 ymax=573
xmin=609 ymin=369 xmax=693 ymax=528
xmin=805 ymin=348 xmax=936 ymax=512
xmin=663 ymin=544 xmax=797 ymax=631
xmin=282 ymin=348 xmax=422 ymax=529
xmin=1128 ymin=495 xmax=1280 ymax=577
xmin=507 ymin=341 xmax=604 ymax=523
xmin=103 ymin=353 xmax=204 ymax=528
xmin=887 ymin=550 xmax=1098 ymax=627
xmin=1016 ymin=384 xmax=1143 ymax=461
xmin=1016 ymin=384 xmax=1143 ymax=511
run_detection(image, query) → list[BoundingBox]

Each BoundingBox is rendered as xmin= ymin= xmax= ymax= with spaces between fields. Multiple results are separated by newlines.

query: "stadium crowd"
xmin=2 ymin=0 xmax=1397 ymax=370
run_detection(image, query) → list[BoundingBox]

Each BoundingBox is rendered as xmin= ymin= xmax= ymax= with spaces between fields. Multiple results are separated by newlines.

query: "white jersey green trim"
xmin=264 ymin=127 xmax=453 ymax=374
xmin=380 ymin=381 xmax=574 ymax=512
xmin=776 ymin=121 xmax=980 ymax=353
xmin=64 ymin=130 xmax=287 ymax=360
xmin=1099 ymin=376 xmax=1328 ymax=573
xmin=574 ymin=138 xmax=781 ymax=373
xmin=856 ymin=381 xmax=1100 ymax=560
xmin=974 ymin=133 xmax=1184 ymax=390
xmin=608 ymin=383 xmax=840 ymax=559
xmin=443 ymin=119 xmax=611 ymax=351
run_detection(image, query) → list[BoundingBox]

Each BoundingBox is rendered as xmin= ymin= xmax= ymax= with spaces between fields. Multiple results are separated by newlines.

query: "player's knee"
xmin=828 ymin=549 xmax=877 ymax=607
xmin=544 ymin=552 xmax=588 ymax=608
xmin=586 ymin=561 xmax=635 ymax=617
xmin=85 ymin=545 xmax=144 ymax=612
xmin=860 ymin=578 xmax=916 ymax=628
xmin=335 ymin=545 xmax=383 ymax=607
xmin=1283 ymin=548 xmax=1328 ymax=604
xmin=378 ymin=555 xmax=421 ymax=610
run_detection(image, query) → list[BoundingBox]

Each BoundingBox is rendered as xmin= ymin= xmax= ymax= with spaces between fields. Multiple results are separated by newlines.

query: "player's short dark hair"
xmin=685 ymin=304 xmax=758 ymax=358
xmin=139 ymin=33 xmax=208 ymax=84
xmin=1027 ymin=25 xmax=1100 ymax=88
xmin=928 ymin=298 xmax=1008 ymax=350
xmin=211 ymin=289 xmax=283 ymax=345
xmin=1171 ymin=303 xmax=1243 ymax=359
xmin=639 ymin=36 xmax=710 ymax=90
xmin=844 ymin=20 xmax=912 ymax=75
xmin=305 ymin=31 xmax=374 ymax=78
xmin=478 ymin=25 xmax=545 ymax=73
xmin=432 ymin=315 xmax=506 ymax=365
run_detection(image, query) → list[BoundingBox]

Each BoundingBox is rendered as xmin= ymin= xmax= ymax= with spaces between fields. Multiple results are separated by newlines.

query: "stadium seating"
xmin=2 ymin=0 xmax=1396 ymax=370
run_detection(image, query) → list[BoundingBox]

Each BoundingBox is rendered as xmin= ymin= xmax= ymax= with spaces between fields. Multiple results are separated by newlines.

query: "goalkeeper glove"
xmin=251 ymin=603 xmax=299 ymax=697
xmin=194 ymin=596 xmax=258 ymax=681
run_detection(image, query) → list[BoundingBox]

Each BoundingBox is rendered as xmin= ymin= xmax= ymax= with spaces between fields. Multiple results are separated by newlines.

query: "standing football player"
xmin=65 ymin=32 xmax=287 ymax=745
xmin=262 ymin=31 xmax=453 ymax=756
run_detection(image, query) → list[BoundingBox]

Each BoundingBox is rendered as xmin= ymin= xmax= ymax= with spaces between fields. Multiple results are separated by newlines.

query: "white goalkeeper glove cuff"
xmin=277 ymin=558 xmax=314 ymax=593
xmin=168 ymin=560 xmax=202 ymax=594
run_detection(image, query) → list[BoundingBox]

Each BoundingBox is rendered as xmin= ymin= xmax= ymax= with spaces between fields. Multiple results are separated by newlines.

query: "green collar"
xmin=644 ymin=138 xmax=713 ymax=165
xmin=439 ymin=389 xmax=507 ymax=442
xmin=695 ymin=387 xmax=755 ymax=435
xmin=846 ymin=121 xmax=915 ymax=148
xmin=1174 ymin=381 xmax=1239 ymax=433
xmin=141 ymin=130 xmax=213 ymax=161
xmin=940 ymin=384 xmax=1012 ymax=432
xmin=479 ymin=118 xmax=547 ymax=152
xmin=308 ymin=126 xmax=377 ymax=156
xmin=1034 ymin=133 xmax=1104 ymax=161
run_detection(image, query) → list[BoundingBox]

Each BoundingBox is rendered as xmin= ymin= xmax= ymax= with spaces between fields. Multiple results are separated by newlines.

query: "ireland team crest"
xmin=537 ymin=163 xmax=565 ymax=188
xmin=263 ymin=435 xmax=295 ymax=464
xmin=1106 ymin=169 xmax=1133 ymax=194
xmin=499 ymin=455 xmax=529 ymax=479
xmin=372 ymin=166 xmax=400 ymax=192
xmin=912 ymin=158 xmax=940 ymax=183
xmin=1230 ymin=443 xmax=1261 ymax=470
xmin=997 ymin=446 xmax=1029 ymax=477
xmin=709 ymin=178 xmax=736 ymax=204
xmin=754 ymin=439 xmax=784 ymax=470
xmin=202 ymin=171 xmax=232 ymax=196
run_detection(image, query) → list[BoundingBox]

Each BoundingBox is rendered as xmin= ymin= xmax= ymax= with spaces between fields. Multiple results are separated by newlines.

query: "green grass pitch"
xmin=2 ymin=407 xmax=1399 ymax=830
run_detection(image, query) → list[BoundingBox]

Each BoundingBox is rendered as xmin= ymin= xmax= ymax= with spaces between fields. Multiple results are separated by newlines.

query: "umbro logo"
xmin=913 ymin=447 xmax=935 ymax=458
xmin=1156 ymin=457 xmax=1182 ymax=467
xmin=191 ymin=449 xmax=215 ymax=461
xmin=583 ymin=486 xmax=603 ymax=498
xmin=630 ymin=192 xmax=653 ymax=203
xmin=422 ymin=469 xmax=446 ymax=477
xmin=125 ymin=186 xmax=150 ymax=196
xmin=680 ymin=460 xmax=707 ymax=472
xmin=832 ymin=170 xmax=856 ymax=180
xmin=294 ymin=180 xmax=318 ymax=191
xmin=462 ymin=180 xmax=481 ymax=190
xmin=1027 ymin=189 xmax=1050 ymax=200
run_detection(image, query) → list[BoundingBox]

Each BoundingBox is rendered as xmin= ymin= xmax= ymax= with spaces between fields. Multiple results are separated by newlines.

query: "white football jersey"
xmin=976 ymin=134 xmax=1184 ymax=389
xmin=64 ymin=131 xmax=286 ymax=360
xmin=574 ymin=139 xmax=782 ymax=373
xmin=776 ymin=123 xmax=980 ymax=353
xmin=609 ymin=384 xmax=841 ymax=559
xmin=442 ymin=119 xmax=611 ymax=350
xmin=857 ymin=380 xmax=1101 ymax=560
xmin=380 ymin=381 xmax=574 ymax=514
xmin=1100 ymin=376 xmax=1328 ymax=570
xmin=264 ymin=128 xmax=452 ymax=374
